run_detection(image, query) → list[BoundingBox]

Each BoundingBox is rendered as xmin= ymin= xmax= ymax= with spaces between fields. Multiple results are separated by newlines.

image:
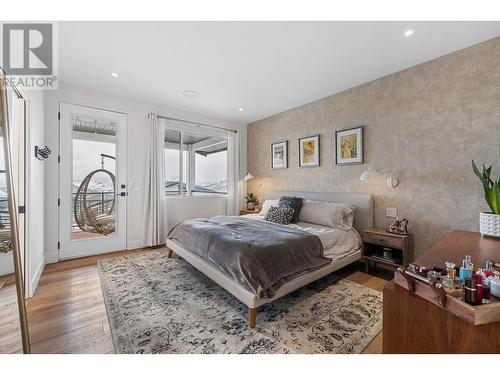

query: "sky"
xmin=73 ymin=139 xmax=115 ymax=184
xmin=165 ymin=149 xmax=227 ymax=184
xmin=195 ymin=150 xmax=227 ymax=184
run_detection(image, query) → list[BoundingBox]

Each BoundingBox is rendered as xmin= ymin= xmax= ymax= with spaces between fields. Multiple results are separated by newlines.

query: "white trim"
xmin=45 ymin=251 xmax=59 ymax=264
xmin=29 ymin=255 xmax=45 ymax=298
xmin=24 ymin=98 xmax=31 ymax=298
xmin=126 ymin=240 xmax=145 ymax=250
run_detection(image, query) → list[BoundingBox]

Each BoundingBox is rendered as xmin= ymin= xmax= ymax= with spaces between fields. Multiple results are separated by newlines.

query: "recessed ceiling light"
xmin=111 ymin=72 xmax=119 ymax=77
xmin=238 ymin=107 xmax=244 ymax=112
xmin=182 ymin=90 xmax=200 ymax=98
xmin=404 ymin=29 xmax=414 ymax=37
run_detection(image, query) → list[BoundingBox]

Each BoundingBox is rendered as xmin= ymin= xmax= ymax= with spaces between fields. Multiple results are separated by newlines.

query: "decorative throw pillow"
xmin=264 ymin=205 xmax=295 ymax=225
xmin=279 ymin=196 xmax=303 ymax=223
xmin=259 ymin=199 xmax=280 ymax=216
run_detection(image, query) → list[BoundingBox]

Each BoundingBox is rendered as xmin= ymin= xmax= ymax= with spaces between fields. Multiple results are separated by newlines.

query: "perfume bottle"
xmin=465 ymin=255 xmax=473 ymax=273
xmin=445 ymin=262 xmax=456 ymax=279
xmin=483 ymin=276 xmax=491 ymax=301
xmin=485 ymin=261 xmax=493 ymax=278
xmin=464 ymin=277 xmax=477 ymax=305
xmin=473 ymin=273 xmax=483 ymax=306
xmin=459 ymin=259 xmax=472 ymax=281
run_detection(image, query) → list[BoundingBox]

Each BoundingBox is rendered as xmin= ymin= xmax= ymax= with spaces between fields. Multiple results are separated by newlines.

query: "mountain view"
xmin=71 ymin=179 xmax=227 ymax=194
xmin=166 ymin=179 xmax=227 ymax=193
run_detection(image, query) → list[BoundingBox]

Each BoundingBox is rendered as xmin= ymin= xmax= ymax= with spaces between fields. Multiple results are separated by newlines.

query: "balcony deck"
xmin=71 ymin=230 xmax=110 ymax=241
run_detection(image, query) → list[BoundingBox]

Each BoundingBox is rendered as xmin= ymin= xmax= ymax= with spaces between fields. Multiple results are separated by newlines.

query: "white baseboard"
xmin=127 ymin=240 xmax=146 ymax=250
xmin=45 ymin=243 xmax=146 ymax=264
xmin=45 ymin=251 xmax=59 ymax=264
xmin=29 ymin=255 xmax=46 ymax=298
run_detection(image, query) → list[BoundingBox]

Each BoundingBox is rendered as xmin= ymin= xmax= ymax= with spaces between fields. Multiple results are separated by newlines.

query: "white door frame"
xmin=11 ymin=92 xmax=26 ymax=292
xmin=58 ymin=103 xmax=127 ymax=260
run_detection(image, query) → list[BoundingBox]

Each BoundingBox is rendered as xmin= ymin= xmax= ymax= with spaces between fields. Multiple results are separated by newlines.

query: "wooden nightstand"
xmin=361 ymin=228 xmax=413 ymax=274
xmin=240 ymin=209 xmax=259 ymax=215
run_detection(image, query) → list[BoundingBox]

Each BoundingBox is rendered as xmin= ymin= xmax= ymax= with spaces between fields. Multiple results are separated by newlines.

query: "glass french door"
xmin=59 ymin=103 xmax=127 ymax=259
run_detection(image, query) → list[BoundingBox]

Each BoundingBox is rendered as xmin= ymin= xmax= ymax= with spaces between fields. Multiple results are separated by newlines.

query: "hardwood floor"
xmin=0 ymin=250 xmax=389 ymax=354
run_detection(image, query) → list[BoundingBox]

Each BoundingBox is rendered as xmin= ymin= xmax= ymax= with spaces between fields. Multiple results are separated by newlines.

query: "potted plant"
xmin=245 ymin=193 xmax=258 ymax=210
xmin=472 ymin=160 xmax=500 ymax=237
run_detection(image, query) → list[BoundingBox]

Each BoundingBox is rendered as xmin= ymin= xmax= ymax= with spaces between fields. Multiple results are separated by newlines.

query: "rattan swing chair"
xmin=73 ymin=153 xmax=116 ymax=236
xmin=0 ymin=169 xmax=12 ymax=253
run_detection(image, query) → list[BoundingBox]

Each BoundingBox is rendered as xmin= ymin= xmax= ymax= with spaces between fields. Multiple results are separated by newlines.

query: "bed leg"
xmin=248 ymin=307 xmax=257 ymax=328
xmin=166 ymin=248 xmax=173 ymax=258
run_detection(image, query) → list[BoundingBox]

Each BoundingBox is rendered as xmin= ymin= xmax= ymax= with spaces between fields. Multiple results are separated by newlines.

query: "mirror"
xmin=0 ymin=68 xmax=30 ymax=353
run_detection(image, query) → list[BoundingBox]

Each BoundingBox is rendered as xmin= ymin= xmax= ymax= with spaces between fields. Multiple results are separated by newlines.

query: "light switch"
xmin=386 ymin=207 xmax=397 ymax=218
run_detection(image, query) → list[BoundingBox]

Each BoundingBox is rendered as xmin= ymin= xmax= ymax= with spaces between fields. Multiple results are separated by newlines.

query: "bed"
xmin=165 ymin=190 xmax=373 ymax=328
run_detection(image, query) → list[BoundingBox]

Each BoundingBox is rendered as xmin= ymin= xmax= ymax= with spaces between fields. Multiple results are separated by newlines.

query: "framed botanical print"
xmin=335 ymin=126 xmax=364 ymax=165
xmin=298 ymin=134 xmax=320 ymax=168
xmin=271 ymin=140 xmax=288 ymax=169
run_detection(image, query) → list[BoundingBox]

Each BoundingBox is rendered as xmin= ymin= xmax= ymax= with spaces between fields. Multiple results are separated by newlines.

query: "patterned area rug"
xmin=97 ymin=250 xmax=382 ymax=354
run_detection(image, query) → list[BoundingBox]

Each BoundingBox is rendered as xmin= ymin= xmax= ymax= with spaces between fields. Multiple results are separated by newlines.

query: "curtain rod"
xmin=157 ymin=114 xmax=238 ymax=133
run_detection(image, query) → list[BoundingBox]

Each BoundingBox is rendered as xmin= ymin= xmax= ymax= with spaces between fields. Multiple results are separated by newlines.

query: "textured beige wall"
xmin=247 ymin=37 xmax=500 ymax=258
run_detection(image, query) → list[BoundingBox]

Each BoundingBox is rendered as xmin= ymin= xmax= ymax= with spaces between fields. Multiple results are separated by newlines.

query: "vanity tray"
xmin=394 ymin=267 xmax=500 ymax=326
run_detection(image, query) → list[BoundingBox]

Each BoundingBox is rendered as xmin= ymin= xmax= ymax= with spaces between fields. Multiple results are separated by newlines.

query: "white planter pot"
xmin=479 ymin=212 xmax=500 ymax=238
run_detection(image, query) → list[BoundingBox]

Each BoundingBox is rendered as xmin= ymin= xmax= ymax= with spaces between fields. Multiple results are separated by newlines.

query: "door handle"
xmin=116 ymin=192 xmax=127 ymax=197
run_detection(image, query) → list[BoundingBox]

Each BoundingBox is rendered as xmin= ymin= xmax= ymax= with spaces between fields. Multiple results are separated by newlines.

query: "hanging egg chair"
xmin=0 ymin=214 xmax=12 ymax=253
xmin=73 ymin=154 xmax=116 ymax=235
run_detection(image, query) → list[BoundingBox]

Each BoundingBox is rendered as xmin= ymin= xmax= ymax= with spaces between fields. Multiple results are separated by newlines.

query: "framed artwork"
xmin=335 ymin=126 xmax=364 ymax=165
xmin=271 ymin=140 xmax=288 ymax=169
xmin=298 ymin=134 xmax=320 ymax=168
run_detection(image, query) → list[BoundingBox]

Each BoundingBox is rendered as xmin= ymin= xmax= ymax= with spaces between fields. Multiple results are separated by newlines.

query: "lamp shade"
xmin=243 ymin=173 xmax=255 ymax=182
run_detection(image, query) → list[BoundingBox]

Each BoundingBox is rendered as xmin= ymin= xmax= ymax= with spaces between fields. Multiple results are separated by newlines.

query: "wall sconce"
xmin=243 ymin=173 xmax=254 ymax=182
xmin=243 ymin=173 xmax=263 ymax=187
xmin=360 ymin=166 xmax=398 ymax=188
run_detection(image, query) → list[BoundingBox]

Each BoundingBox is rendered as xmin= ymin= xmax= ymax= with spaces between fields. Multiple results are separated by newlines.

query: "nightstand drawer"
xmin=362 ymin=232 xmax=404 ymax=249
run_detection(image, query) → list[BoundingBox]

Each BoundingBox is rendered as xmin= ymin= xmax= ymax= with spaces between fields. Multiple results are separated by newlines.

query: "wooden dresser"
xmin=383 ymin=230 xmax=500 ymax=353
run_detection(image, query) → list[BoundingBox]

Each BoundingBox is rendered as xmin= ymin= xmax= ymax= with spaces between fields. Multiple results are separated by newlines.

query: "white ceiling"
xmin=58 ymin=21 xmax=500 ymax=124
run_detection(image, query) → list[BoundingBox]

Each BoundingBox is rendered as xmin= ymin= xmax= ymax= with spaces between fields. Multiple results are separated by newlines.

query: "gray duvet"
xmin=168 ymin=216 xmax=331 ymax=298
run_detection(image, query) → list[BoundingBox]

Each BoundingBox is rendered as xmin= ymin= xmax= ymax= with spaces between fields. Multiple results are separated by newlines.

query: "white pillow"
xmin=331 ymin=203 xmax=356 ymax=230
xmin=259 ymin=199 xmax=279 ymax=216
xmin=298 ymin=200 xmax=356 ymax=229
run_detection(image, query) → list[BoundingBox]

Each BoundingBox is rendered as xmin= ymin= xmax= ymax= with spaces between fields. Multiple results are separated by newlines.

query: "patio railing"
xmin=71 ymin=191 xmax=115 ymax=230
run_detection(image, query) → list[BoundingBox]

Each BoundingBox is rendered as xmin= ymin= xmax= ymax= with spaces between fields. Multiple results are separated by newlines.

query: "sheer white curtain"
xmin=143 ymin=113 xmax=167 ymax=246
xmin=226 ymin=130 xmax=241 ymax=215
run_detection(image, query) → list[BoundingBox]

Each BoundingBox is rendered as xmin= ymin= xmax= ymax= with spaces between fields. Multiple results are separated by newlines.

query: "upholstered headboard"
xmin=264 ymin=190 xmax=374 ymax=232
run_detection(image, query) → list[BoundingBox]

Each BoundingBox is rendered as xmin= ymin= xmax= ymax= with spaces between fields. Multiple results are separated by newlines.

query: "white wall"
xmin=166 ymin=196 xmax=227 ymax=231
xmin=44 ymin=83 xmax=247 ymax=261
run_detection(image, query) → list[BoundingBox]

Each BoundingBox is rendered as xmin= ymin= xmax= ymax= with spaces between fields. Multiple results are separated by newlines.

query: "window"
xmin=164 ymin=129 xmax=184 ymax=194
xmin=72 ymin=118 xmax=116 ymax=239
xmin=194 ymin=140 xmax=227 ymax=194
xmin=164 ymin=128 xmax=227 ymax=196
